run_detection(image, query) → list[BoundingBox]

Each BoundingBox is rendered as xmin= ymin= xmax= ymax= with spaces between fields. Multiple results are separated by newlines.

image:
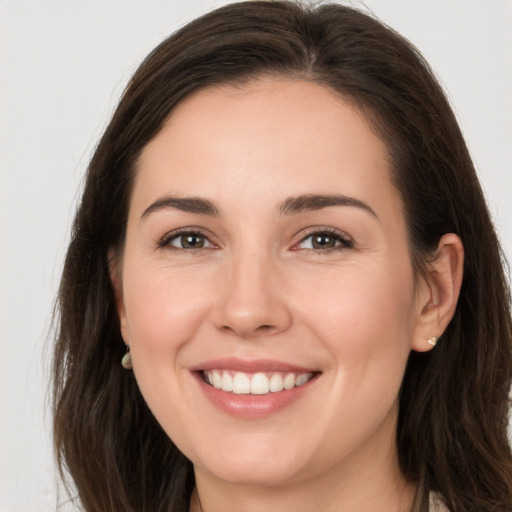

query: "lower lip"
xmin=193 ymin=372 xmax=318 ymax=419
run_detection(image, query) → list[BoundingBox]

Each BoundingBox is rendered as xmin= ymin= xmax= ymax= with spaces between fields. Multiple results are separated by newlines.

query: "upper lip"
xmin=189 ymin=357 xmax=318 ymax=373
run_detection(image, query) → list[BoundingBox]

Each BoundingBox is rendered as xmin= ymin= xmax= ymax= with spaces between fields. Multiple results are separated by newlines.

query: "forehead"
xmin=133 ymin=79 xmax=399 ymax=221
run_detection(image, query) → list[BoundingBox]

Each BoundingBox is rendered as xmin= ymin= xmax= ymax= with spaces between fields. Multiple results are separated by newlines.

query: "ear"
xmin=108 ymin=248 xmax=130 ymax=343
xmin=411 ymin=233 xmax=464 ymax=352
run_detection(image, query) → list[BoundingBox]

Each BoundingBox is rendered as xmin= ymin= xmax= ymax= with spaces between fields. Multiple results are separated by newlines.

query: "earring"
xmin=121 ymin=346 xmax=132 ymax=370
xmin=426 ymin=336 xmax=437 ymax=347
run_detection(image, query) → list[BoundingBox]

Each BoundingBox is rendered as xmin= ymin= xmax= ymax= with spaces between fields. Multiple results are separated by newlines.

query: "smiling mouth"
xmin=202 ymin=370 xmax=316 ymax=395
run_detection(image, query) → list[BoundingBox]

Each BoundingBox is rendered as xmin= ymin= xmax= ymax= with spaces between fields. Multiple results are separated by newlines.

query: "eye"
xmin=159 ymin=230 xmax=215 ymax=250
xmin=296 ymin=229 xmax=353 ymax=251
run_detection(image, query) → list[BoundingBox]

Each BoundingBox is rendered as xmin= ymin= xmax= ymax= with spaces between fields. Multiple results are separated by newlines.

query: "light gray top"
xmin=428 ymin=493 xmax=449 ymax=511
xmin=411 ymin=477 xmax=449 ymax=512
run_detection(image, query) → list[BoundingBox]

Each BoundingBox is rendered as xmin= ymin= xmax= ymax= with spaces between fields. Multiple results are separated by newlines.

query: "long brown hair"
xmin=53 ymin=2 xmax=512 ymax=511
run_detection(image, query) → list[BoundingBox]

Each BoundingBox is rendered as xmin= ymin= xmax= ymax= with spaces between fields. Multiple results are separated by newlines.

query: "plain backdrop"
xmin=1 ymin=1 xmax=511 ymax=510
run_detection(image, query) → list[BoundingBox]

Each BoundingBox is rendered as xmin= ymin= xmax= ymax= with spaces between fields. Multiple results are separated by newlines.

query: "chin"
xmin=178 ymin=429 xmax=310 ymax=486
xmin=197 ymin=455 xmax=307 ymax=487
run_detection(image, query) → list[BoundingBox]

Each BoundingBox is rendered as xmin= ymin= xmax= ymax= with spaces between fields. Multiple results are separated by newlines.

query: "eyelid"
xmin=156 ymin=225 xmax=353 ymax=252
xmin=292 ymin=226 xmax=354 ymax=251
xmin=157 ymin=227 xmax=218 ymax=250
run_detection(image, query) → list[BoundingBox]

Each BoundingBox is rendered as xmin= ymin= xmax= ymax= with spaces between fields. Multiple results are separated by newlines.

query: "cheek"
xmin=303 ymin=265 xmax=416 ymax=418
xmin=294 ymin=259 xmax=416 ymax=378
xmin=120 ymin=263 xmax=216 ymax=441
xmin=121 ymin=261 xmax=214 ymax=359
xmin=303 ymin=259 xmax=414 ymax=324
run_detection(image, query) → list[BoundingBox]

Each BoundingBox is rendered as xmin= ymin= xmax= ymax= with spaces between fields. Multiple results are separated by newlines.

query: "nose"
xmin=212 ymin=249 xmax=292 ymax=339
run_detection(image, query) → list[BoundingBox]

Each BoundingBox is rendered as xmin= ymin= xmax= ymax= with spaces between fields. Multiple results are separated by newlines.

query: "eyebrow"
xmin=140 ymin=193 xmax=378 ymax=220
xmin=279 ymin=194 xmax=378 ymax=219
xmin=141 ymin=196 xmax=220 ymax=220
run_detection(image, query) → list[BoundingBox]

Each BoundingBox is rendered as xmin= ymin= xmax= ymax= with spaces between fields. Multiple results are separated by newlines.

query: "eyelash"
xmin=157 ymin=227 xmax=354 ymax=253
xmin=294 ymin=227 xmax=354 ymax=253
xmin=157 ymin=229 xmax=216 ymax=252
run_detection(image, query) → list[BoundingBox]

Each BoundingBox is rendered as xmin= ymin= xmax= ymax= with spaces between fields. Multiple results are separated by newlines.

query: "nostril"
xmin=220 ymin=323 xmax=275 ymax=335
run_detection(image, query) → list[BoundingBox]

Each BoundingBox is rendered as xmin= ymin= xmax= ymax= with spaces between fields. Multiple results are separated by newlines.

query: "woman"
xmin=52 ymin=1 xmax=512 ymax=511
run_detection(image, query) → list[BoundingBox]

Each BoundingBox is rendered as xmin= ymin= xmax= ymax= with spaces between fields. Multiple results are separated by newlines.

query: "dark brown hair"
xmin=53 ymin=2 xmax=512 ymax=511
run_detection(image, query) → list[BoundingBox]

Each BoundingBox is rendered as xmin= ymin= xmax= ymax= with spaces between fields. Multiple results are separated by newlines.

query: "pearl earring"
xmin=426 ymin=336 xmax=437 ymax=347
xmin=121 ymin=346 xmax=132 ymax=370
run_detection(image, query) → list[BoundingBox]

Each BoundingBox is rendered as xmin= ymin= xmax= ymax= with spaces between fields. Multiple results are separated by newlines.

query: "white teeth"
xmin=295 ymin=373 xmax=311 ymax=386
xmin=251 ymin=373 xmax=270 ymax=395
xmin=221 ymin=372 xmax=233 ymax=392
xmin=204 ymin=370 xmax=314 ymax=395
xmin=269 ymin=373 xmax=284 ymax=392
xmin=284 ymin=373 xmax=295 ymax=390
xmin=212 ymin=371 xmax=222 ymax=389
xmin=233 ymin=372 xmax=251 ymax=394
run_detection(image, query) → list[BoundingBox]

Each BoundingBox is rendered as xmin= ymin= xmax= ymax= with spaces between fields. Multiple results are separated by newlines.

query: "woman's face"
xmin=115 ymin=80 xmax=430 ymax=487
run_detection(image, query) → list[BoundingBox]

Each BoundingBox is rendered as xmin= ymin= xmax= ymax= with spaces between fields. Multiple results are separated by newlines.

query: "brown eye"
xmin=181 ymin=234 xmax=205 ymax=248
xmin=312 ymin=234 xmax=337 ymax=249
xmin=166 ymin=232 xmax=213 ymax=249
xmin=297 ymin=230 xmax=353 ymax=251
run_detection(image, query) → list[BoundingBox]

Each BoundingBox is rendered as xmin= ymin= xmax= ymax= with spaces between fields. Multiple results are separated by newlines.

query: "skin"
xmin=112 ymin=79 xmax=463 ymax=512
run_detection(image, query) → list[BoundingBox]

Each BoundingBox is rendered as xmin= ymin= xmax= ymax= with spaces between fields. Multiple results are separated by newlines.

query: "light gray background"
xmin=1 ymin=1 xmax=511 ymax=510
